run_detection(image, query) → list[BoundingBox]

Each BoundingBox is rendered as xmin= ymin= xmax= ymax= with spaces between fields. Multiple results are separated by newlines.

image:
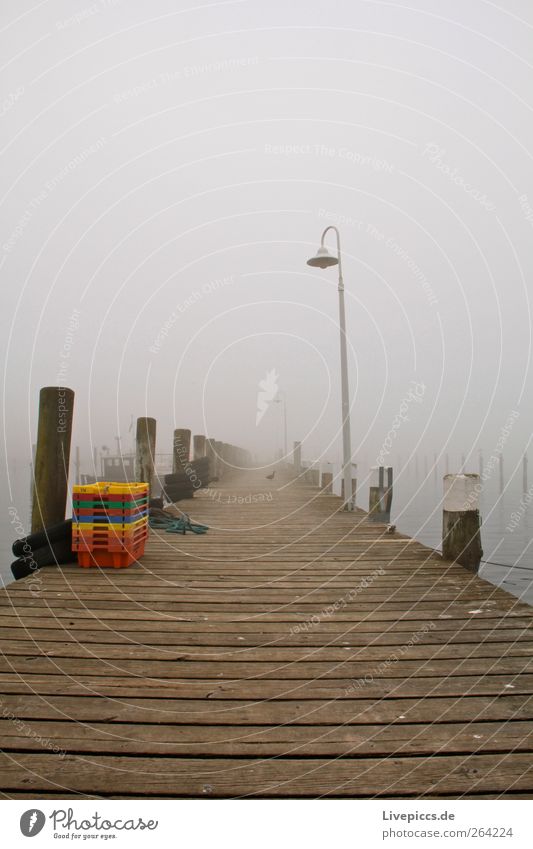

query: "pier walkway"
xmin=0 ymin=468 xmax=532 ymax=798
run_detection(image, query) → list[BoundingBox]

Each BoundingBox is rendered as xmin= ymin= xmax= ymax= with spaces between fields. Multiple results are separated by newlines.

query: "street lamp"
xmin=307 ymin=226 xmax=354 ymax=510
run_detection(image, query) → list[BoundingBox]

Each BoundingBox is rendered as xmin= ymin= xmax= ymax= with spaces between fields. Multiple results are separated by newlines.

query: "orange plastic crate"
xmin=77 ymin=540 xmax=146 ymax=568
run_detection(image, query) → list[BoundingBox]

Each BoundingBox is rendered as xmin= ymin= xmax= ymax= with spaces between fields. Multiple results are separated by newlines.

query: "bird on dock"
xmin=386 ymin=524 xmax=396 ymax=535
xmin=266 ymin=470 xmax=276 ymax=480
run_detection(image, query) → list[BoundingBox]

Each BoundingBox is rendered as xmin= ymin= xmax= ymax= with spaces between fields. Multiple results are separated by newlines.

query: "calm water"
xmin=2 ymin=461 xmax=532 ymax=605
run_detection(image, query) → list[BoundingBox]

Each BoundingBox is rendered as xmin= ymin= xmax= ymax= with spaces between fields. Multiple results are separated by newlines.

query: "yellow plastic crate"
xmin=73 ymin=481 xmax=148 ymax=498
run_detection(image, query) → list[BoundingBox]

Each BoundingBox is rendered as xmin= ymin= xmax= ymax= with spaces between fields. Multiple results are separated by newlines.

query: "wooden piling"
xmin=293 ymin=441 xmax=302 ymax=473
xmin=320 ymin=463 xmax=333 ymax=494
xmin=214 ymin=440 xmax=224 ymax=478
xmin=173 ymin=428 xmax=191 ymax=473
xmin=442 ymin=473 xmax=483 ymax=573
xmin=368 ymin=466 xmax=393 ymax=523
xmin=193 ymin=434 xmax=206 ymax=460
xmin=341 ymin=464 xmax=357 ymax=504
xmin=135 ymin=417 xmax=157 ymax=492
xmin=205 ymin=439 xmax=218 ymax=479
xmin=31 ymin=386 xmax=74 ymax=533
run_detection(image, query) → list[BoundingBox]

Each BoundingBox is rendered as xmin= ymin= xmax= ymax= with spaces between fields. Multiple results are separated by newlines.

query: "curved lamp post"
xmin=307 ymin=226 xmax=354 ymax=510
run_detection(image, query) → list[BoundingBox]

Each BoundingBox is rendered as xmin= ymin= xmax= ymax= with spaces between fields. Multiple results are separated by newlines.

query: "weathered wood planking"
xmin=0 ymin=468 xmax=532 ymax=798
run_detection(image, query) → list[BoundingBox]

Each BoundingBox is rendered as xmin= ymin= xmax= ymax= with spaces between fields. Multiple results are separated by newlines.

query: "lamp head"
xmin=306 ymin=245 xmax=338 ymax=269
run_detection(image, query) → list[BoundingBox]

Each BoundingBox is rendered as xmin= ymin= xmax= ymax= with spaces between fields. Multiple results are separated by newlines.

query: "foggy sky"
xmin=1 ymin=0 xmax=533 ymax=480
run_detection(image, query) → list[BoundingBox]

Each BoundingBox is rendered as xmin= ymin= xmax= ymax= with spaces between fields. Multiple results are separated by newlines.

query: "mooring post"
xmin=193 ymin=434 xmax=206 ymax=460
xmin=205 ymin=439 xmax=217 ymax=480
xmin=221 ymin=443 xmax=234 ymax=477
xmin=173 ymin=428 xmax=191 ymax=473
xmin=320 ymin=462 xmax=333 ymax=494
xmin=214 ymin=440 xmax=224 ymax=478
xmin=442 ymin=473 xmax=483 ymax=573
xmin=368 ymin=466 xmax=393 ymax=523
xmin=293 ymin=441 xmax=302 ymax=474
xmin=135 ymin=417 xmax=157 ymax=492
xmin=341 ymin=463 xmax=357 ymax=505
xmin=31 ymin=386 xmax=74 ymax=534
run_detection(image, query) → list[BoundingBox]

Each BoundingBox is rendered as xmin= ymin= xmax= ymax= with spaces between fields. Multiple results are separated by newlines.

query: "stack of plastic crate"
xmin=72 ymin=482 xmax=149 ymax=568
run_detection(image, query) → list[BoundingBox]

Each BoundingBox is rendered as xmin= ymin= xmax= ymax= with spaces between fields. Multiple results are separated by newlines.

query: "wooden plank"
xmin=0 ymin=627 xmax=531 ymax=648
xmin=0 ymin=693 xmax=531 ymax=724
xmin=0 ymin=719 xmax=531 ymax=757
xmin=0 ymin=752 xmax=532 ymax=796
xmin=0 ymin=639 xmax=531 ymax=662
xmin=0 ymin=673 xmax=531 ymax=699
xmin=0 ymin=654 xmax=529 ymax=680
xmin=1 ymin=614 xmax=531 ymax=632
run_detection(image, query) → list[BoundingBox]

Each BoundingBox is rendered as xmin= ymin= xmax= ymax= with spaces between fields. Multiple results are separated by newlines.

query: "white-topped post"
xmin=442 ymin=474 xmax=483 ymax=572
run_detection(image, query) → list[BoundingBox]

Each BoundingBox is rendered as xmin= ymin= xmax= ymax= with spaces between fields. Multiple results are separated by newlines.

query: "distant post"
xmin=442 ymin=474 xmax=483 ymax=573
xmin=214 ymin=440 xmax=224 ymax=478
xmin=193 ymin=434 xmax=206 ymax=460
xmin=293 ymin=441 xmax=302 ymax=473
xmin=173 ymin=428 xmax=191 ymax=473
xmin=320 ymin=462 xmax=333 ymax=494
xmin=136 ymin=417 xmax=157 ymax=492
xmin=31 ymin=386 xmax=74 ymax=533
xmin=206 ymin=439 xmax=217 ymax=479
xmin=368 ymin=466 xmax=393 ymax=523
xmin=341 ymin=463 xmax=357 ymax=505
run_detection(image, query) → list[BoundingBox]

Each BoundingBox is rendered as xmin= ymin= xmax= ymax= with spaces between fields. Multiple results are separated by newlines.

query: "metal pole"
xmin=320 ymin=226 xmax=353 ymax=510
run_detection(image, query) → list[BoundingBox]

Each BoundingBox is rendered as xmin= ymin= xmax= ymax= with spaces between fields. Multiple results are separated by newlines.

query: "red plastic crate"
xmin=72 ymin=525 xmax=148 ymax=552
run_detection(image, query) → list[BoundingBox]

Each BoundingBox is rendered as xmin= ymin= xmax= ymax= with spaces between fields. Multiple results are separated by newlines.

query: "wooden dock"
xmin=0 ymin=467 xmax=532 ymax=798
